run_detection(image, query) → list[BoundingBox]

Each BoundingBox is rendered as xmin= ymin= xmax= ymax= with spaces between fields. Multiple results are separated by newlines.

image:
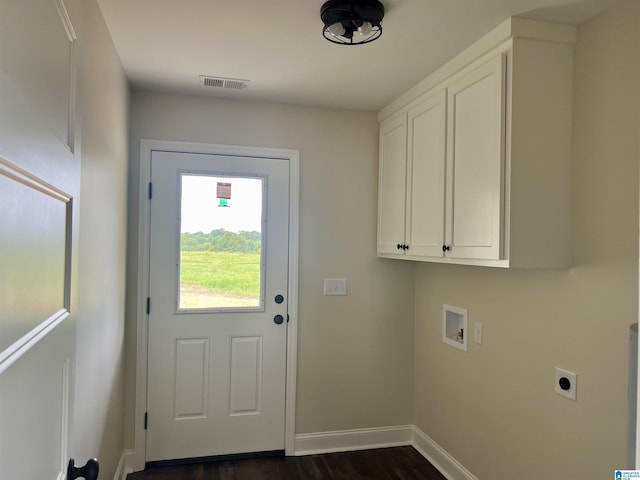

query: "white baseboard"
xmin=411 ymin=427 xmax=478 ymax=480
xmin=293 ymin=424 xmax=476 ymax=480
xmin=294 ymin=425 xmax=413 ymax=456
xmin=113 ymin=449 xmax=135 ymax=480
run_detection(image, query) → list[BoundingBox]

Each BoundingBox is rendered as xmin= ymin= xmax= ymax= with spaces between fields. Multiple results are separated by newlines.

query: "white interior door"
xmin=146 ymin=151 xmax=290 ymax=462
xmin=0 ymin=0 xmax=80 ymax=477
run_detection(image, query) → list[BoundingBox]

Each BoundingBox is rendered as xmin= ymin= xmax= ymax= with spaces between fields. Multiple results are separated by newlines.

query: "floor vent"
xmin=199 ymin=76 xmax=250 ymax=90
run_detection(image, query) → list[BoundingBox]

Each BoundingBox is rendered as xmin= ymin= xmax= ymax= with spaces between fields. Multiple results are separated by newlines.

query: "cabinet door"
xmin=445 ymin=55 xmax=505 ymax=260
xmin=378 ymin=114 xmax=408 ymax=255
xmin=406 ymin=90 xmax=447 ymax=257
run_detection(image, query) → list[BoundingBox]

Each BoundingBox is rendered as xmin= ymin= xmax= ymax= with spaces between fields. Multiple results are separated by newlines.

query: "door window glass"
xmin=178 ymin=174 xmax=264 ymax=310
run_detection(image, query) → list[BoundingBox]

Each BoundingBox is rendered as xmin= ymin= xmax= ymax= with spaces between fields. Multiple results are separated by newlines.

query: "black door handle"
xmin=67 ymin=458 xmax=99 ymax=480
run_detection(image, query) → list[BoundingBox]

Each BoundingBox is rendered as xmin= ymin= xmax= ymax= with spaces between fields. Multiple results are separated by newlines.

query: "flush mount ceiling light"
xmin=320 ymin=0 xmax=384 ymax=45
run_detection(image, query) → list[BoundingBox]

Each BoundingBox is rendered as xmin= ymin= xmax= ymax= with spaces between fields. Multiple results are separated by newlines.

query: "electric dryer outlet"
xmin=555 ymin=367 xmax=577 ymax=401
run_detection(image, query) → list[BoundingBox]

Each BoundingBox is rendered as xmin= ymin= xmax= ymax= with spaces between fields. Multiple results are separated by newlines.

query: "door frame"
xmin=133 ymin=139 xmax=299 ymax=470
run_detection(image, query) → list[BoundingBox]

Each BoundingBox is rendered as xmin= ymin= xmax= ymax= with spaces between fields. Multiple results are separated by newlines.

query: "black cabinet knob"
xmin=397 ymin=243 xmax=402 ymax=250
xmin=442 ymin=245 xmax=450 ymax=252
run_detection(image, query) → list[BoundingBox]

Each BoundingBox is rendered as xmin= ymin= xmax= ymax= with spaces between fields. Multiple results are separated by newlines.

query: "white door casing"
xmin=134 ymin=140 xmax=299 ymax=469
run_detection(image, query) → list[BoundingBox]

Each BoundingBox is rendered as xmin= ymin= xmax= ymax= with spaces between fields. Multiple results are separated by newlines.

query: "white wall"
xmin=124 ymin=93 xmax=416 ymax=447
xmin=74 ymin=1 xmax=129 ymax=477
xmin=412 ymin=1 xmax=640 ymax=478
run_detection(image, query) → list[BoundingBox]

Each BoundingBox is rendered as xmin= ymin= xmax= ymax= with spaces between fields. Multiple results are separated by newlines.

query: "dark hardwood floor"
xmin=127 ymin=447 xmax=446 ymax=480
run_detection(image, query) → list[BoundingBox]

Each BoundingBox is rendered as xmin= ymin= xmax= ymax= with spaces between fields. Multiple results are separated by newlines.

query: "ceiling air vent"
xmin=199 ymin=76 xmax=250 ymax=90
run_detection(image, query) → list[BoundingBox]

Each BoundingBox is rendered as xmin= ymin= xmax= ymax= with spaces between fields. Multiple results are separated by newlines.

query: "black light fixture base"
xmin=320 ymin=0 xmax=385 ymax=45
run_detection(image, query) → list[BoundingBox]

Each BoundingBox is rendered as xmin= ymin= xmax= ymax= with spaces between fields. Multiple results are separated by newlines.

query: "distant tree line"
xmin=181 ymin=229 xmax=261 ymax=253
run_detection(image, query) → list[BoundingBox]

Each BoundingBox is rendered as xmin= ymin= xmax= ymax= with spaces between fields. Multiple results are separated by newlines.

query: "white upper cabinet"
xmin=378 ymin=89 xmax=448 ymax=258
xmin=377 ymin=17 xmax=575 ymax=268
xmin=406 ymin=90 xmax=447 ymax=258
xmin=445 ymin=54 xmax=505 ymax=261
xmin=378 ymin=113 xmax=407 ymax=255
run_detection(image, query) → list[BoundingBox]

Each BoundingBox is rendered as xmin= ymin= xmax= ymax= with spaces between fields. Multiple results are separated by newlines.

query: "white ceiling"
xmin=96 ymin=0 xmax=618 ymax=112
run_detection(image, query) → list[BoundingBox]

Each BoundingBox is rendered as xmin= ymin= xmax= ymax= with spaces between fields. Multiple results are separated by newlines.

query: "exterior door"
xmin=146 ymin=151 xmax=290 ymax=462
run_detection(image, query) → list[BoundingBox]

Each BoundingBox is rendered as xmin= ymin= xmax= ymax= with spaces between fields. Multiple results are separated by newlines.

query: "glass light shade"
xmin=327 ymin=22 xmax=346 ymax=37
xmin=357 ymin=21 xmax=372 ymax=36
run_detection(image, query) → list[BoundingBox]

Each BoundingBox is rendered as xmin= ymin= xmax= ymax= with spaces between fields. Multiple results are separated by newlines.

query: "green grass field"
xmin=180 ymin=251 xmax=261 ymax=308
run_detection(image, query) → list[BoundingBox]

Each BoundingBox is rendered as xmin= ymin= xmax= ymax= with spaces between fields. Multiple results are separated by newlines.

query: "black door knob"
xmin=274 ymin=294 xmax=284 ymax=304
xmin=274 ymin=315 xmax=284 ymax=325
xmin=67 ymin=458 xmax=99 ymax=480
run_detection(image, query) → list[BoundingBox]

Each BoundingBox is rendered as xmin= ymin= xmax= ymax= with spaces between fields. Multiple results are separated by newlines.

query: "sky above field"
xmin=180 ymin=175 xmax=263 ymax=233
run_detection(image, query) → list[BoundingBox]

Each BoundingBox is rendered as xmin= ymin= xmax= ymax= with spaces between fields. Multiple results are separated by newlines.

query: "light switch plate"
xmin=324 ymin=278 xmax=347 ymax=296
